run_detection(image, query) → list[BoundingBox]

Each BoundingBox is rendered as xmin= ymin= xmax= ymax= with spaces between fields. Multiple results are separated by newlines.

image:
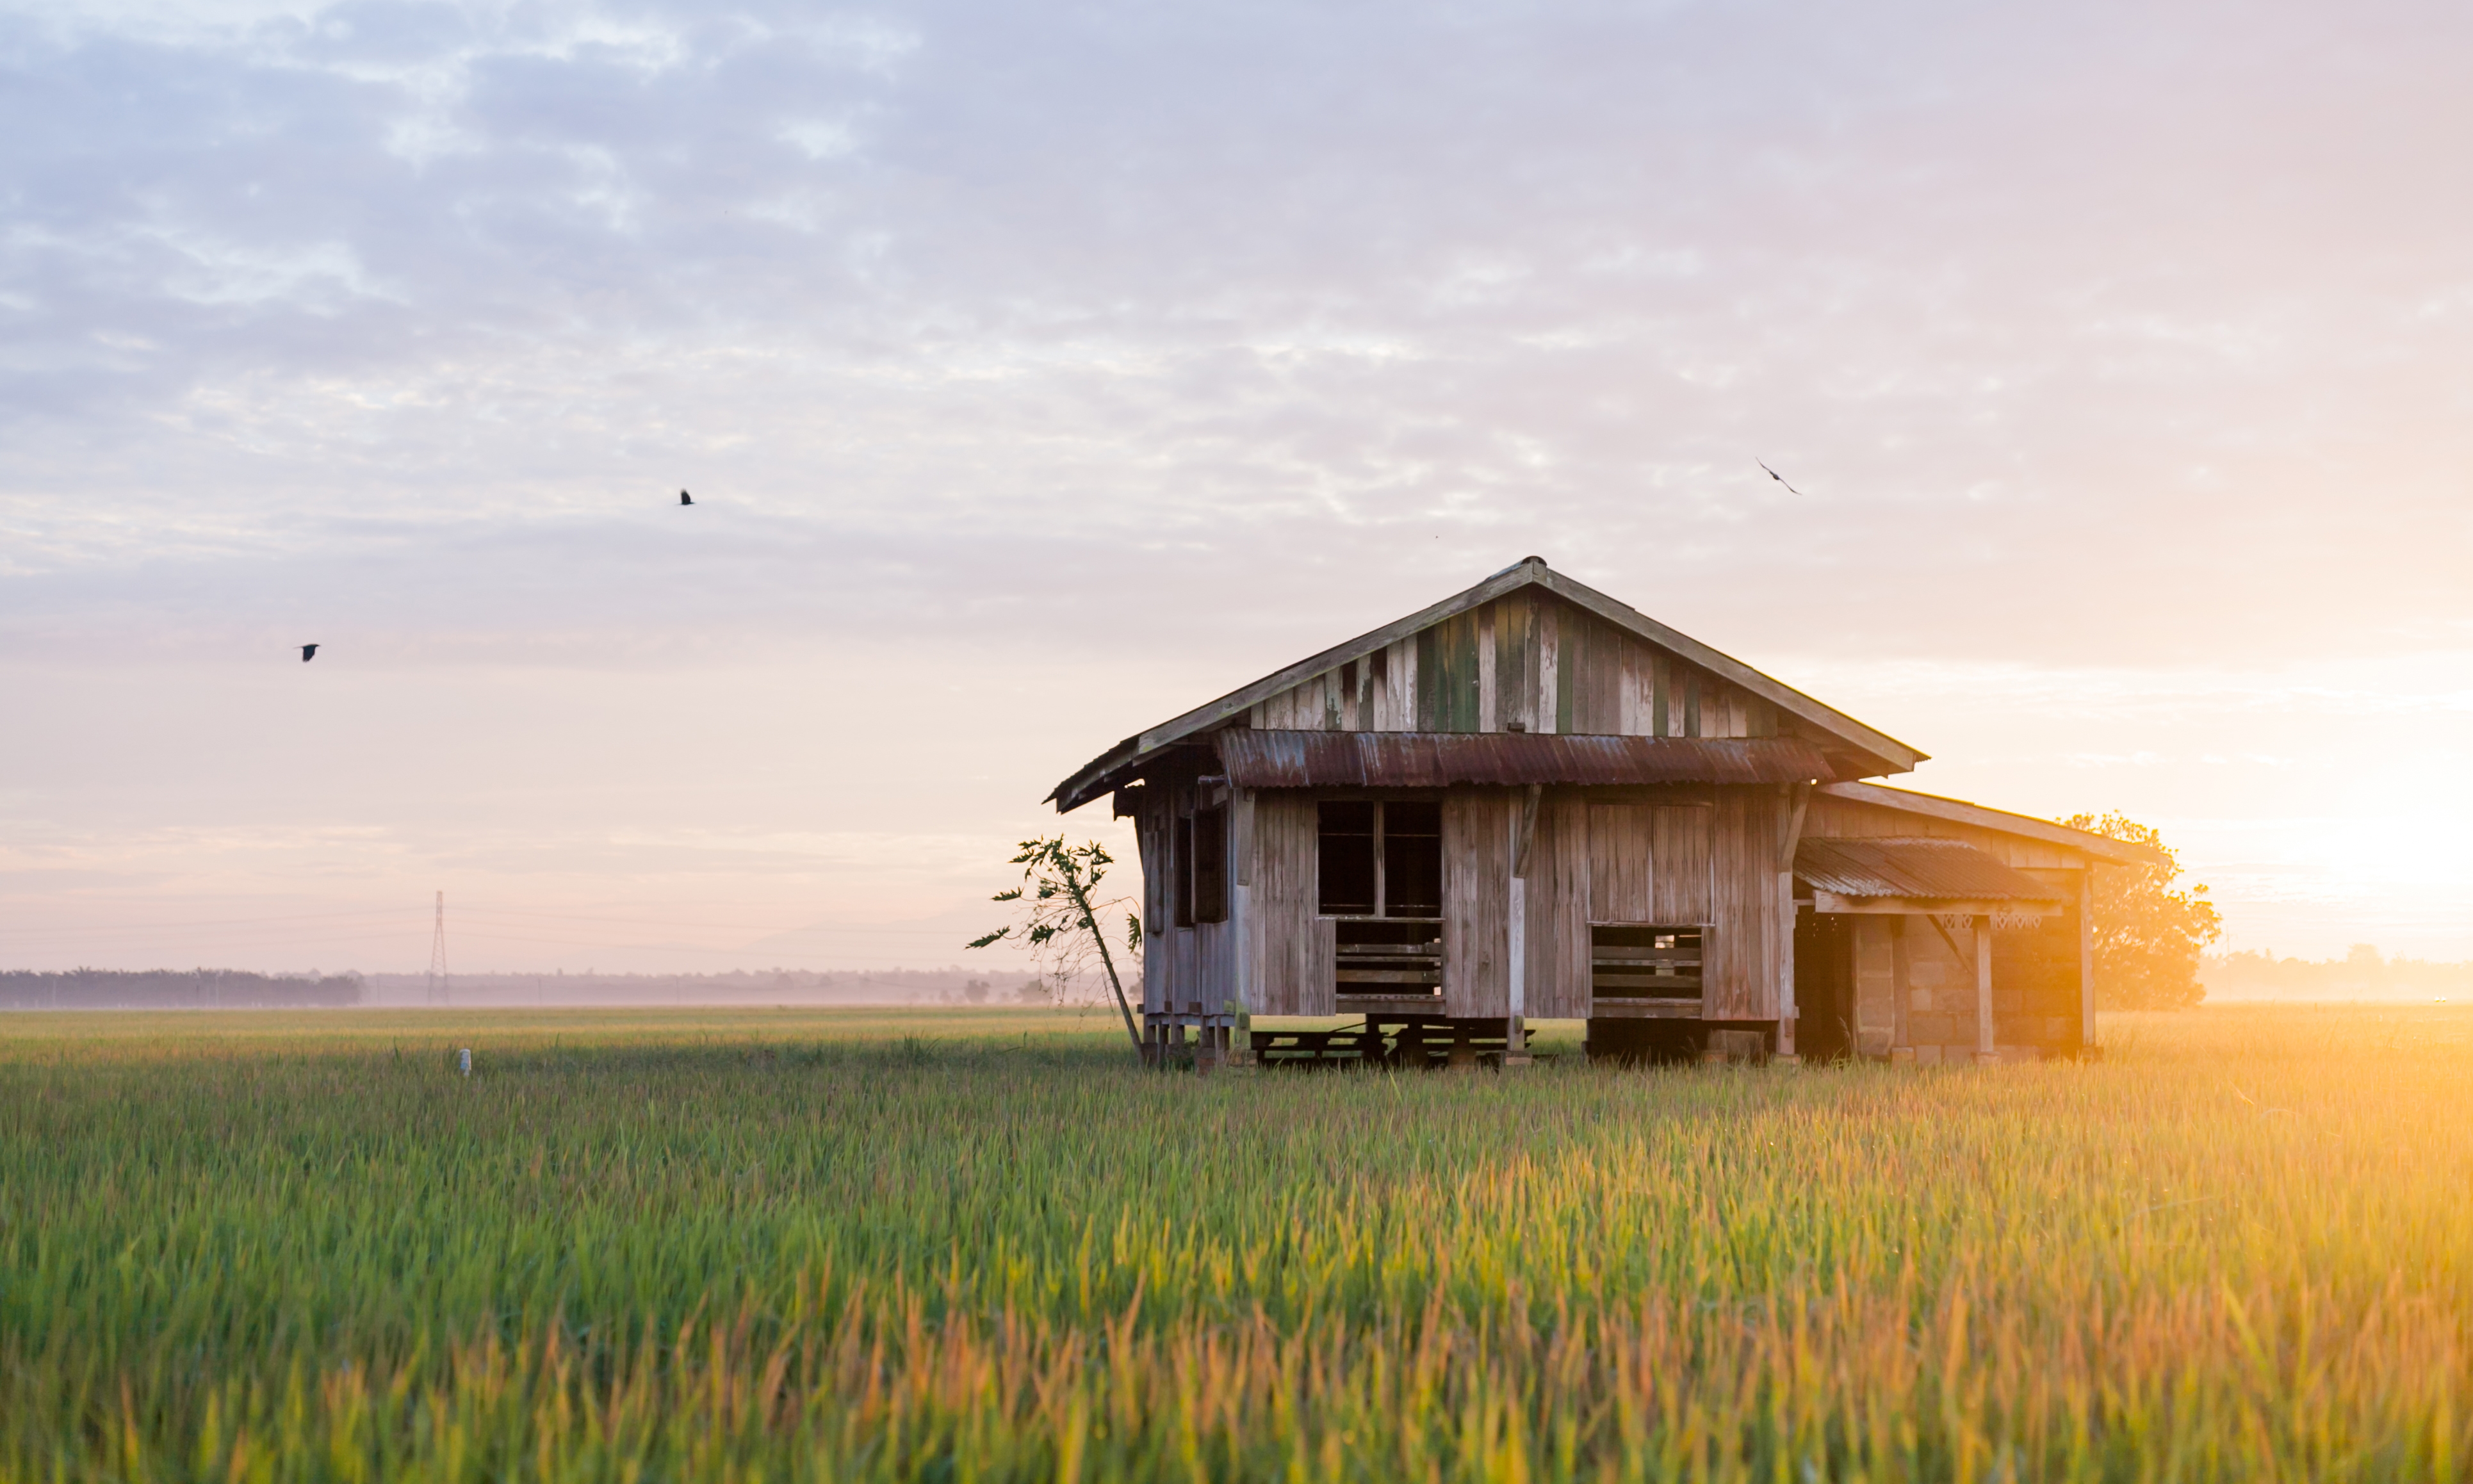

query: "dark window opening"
xmin=1189 ymin=807 xmax=1227 ymax=924
xmin=1316 ymin=802 xmax=1377 ymax=915
xmin=1318 ymin=800 xmax=1441 ymax=919
xmin=1174 ymin=814 xmax=1195 ymax=927
xmin=1383 ymin=801 xmax=1441 ymax=917
xmin=1590 ymin=925 xmax=1703 ymax=1000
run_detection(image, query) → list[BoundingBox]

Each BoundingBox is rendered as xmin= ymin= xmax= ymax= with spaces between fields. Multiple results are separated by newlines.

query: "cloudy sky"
xmin=4 ymin=0 xmax=2470 ymax=975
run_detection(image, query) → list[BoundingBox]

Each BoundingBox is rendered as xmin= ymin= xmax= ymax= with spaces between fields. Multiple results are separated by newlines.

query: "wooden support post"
xmin=1774 ymin=782 xmax=1811 ymax=1063
xmin=1888 ymin=914 xmax=1914 ymax=1063
xmin=1506 ymin=785 xmax=1538 ymax=1066
xmin=1973 ymin=914 xmax=1998 ymax=1066
xmin=2077 ymin=867 xmax=2097 ymax=1056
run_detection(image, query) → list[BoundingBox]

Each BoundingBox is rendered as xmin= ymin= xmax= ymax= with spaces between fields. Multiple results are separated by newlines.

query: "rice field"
xmin=1 ymin=1002 xmax=2467 ymax=1482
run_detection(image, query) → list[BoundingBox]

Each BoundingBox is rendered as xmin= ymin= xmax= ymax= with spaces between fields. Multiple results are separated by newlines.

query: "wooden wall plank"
xmin=1650 ymin=805 xmax=1711 ymax=922
xmin=1478 ymin=603 xmax=1499 ymax=732
xmin=1587 ymin=803 xmax=1654 ymax=922
xmin=1589 ymin=615 xmax=1623 ymax=734
xmin=1702 ymin=788 xmax=1780 ymax=1020
xmin=1495 ymin=596 xmax=1534 ymax=733
xmin=1538 ymin=603 xmax=1561 ymax=734
xmin=1444 ymin=790 xmax=1512 ymax=1015
xmin=1248 ymin=794 xmax=1325 ymax=1015
xmin=1391 ymin=637 xmax=1417 ymax=730
xmin=1139 ymin=792 xmax=1167 ymax=1014
xmin=1525 ymin=792 xmax=1592 ymax=1017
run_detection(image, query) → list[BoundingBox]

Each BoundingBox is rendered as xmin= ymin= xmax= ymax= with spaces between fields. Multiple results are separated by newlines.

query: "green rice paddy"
xmin=2 ymin=1004 xmax=2467 ymax=1481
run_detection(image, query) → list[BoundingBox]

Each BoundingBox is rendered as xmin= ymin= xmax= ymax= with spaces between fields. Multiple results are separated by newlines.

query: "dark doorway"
xmin=1793 ymin=909 xmax=1857 ymax=1061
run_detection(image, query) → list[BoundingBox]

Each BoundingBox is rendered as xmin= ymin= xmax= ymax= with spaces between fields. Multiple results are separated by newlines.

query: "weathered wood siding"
xmin=1247 ymin=793 xmax=1328 ymax=1016
xmin=1247 ymin=592 xmax=1790 ymax=740
xmin=1234 ymin=783 xmax=1786 ymax=1025
xmin=1701 ymin=788 xmax=1783 ymax=1020
xmin=1524 ymin=792 xmax=1592 ymax=1018
xmin=1442 ymin=790 xmax=1514 ymax=1016
xmin=1134 ymin=778 xmax=1243 ymax=1016
xmin=1651 ymin=807 xmax=1713 ymax=922
xmin=1850 ymin=916 xmax=1897 ymax=1056
xmin=1587 ymin=804 xmax=1653 ymax=921
xmin=1136 ymin=792 xmax=1168 ymax=1015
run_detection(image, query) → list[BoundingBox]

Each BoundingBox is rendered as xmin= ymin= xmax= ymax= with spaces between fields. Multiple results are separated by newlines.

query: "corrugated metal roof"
xmin=1216 ymin=730 xmax=1838 ymax=788
xmin=1794 ymin=837 xmax=2064 ymax=902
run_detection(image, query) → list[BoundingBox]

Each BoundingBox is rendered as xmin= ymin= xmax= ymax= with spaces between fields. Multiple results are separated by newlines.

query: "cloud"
xmin=3 ymin=0 xmax=2472 ymax=963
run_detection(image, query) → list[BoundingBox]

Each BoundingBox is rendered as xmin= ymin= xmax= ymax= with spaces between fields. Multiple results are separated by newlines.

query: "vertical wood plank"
xmin=1443 ymin=790 xmax=1512 ymax=1015
xmin=1891 ymin=914 xmax=1913 ymax=1050
xmin=2077 ymin=868 xmax=2096 ymax=1051
xmin=1524 ymin=792 xmax=1592 ymax=1017
xmin=1587 ymin=803 xmax=1653 ymax=922
xmin=1249 ymin=794 xmax=1325 ymax=1015
xmin=1590 ymin=617 xmax=1621 ymax=733
xmin=1702 ymin=790 xmax=1752 ymax=1018
xmin=1139 ymin=793 xmax=1166 ymax=1015
xmin=1538 ymin=604 xmax=1561 ymax=734
xmin=1478 ymin=603 xmax=1500 ymax=732
xmin=1975 ymin=915 xmax=1996 ymax=1061
xmin=1649 ymin=806 xmax=1711 ymax=922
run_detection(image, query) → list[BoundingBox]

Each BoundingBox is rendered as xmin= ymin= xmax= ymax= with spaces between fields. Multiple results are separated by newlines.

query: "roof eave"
xmin=1815 ymin=781 xmax=2169 ymax=867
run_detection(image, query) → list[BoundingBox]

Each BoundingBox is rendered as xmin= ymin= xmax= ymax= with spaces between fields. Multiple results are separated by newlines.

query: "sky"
xmin=3 ymin=0 xmax=2470 ymax=975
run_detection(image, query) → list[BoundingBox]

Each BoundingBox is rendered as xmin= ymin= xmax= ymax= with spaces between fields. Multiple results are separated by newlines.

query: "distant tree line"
xmin=2203 ymin=945 xmax=2470 ymax=1001
xmin=0 ymin=970 xmax=365 ymax=1010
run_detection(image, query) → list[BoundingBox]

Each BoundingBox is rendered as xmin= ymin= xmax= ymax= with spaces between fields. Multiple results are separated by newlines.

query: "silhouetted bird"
xmin=300 ymin=644 xmax=320 ymax=662
xmin=1757 ymin=460 xmax=1804 ymax=496
xmin=680 ymin=490 xmax=694 ymax=506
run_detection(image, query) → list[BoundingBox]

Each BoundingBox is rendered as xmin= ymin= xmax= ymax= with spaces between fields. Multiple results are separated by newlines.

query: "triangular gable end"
xmin=1050 ymin=557 xmax=1926 ymax=811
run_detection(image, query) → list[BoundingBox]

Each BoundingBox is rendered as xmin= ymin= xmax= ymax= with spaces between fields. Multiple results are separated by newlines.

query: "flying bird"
xmin=1757 ymin=461 xmax=1804 ymax=496
xmin=300 ymin=644 xmax=320 ymax=662
xmin=679 ymin=489 xmax=693 ymax=506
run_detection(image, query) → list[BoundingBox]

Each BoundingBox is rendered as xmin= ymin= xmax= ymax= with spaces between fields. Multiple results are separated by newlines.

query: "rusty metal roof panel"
xmin=1216 ymin=730 xmax=1839 ymax=788
xmin=1794 ymin=838 xmax=2063 ymax=902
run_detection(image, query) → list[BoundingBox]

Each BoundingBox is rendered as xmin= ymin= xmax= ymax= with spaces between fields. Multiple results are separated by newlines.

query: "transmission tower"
xmin=427 ymin=890 xmax=450 ymax=1006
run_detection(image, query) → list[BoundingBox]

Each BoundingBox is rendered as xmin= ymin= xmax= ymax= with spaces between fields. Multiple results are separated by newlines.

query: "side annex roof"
xmin=1814 ymin=781 xmax=2166 ymax=868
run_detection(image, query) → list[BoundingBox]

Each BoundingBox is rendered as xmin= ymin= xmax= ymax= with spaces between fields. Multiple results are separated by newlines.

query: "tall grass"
xmin=1 ymin=1004 xmax=2466 ymax=1481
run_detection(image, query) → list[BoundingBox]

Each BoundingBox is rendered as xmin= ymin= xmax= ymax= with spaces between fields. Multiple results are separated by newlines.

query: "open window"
xmin=1175 ymin=806 xmax=1228 ymax=927
xmin=1319 ymin=800 xmax=1444 ymax=999
xmin=1590 ymin=926 xmax=1703 ymax=1002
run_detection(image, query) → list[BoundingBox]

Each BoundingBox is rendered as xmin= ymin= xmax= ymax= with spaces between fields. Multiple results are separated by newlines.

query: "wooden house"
xmin=1048 ymin=557 xmax=2156 ymax=1066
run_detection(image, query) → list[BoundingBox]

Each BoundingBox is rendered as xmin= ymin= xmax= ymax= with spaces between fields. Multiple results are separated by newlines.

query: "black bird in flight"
xmin=1757 ymin=461 xmax=1804 ymax=496
xmin=679 ymin=489 xmax=694 ymax=506
xmin=300 ymin=644 xmax=320 ymax=662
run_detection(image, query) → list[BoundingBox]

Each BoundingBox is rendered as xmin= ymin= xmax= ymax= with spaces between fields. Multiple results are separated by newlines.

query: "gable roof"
xmin=1051 ymin=557 xmax=1927 ymax=811
xmin=1813 ymin=781 xmax=2167 ymax=868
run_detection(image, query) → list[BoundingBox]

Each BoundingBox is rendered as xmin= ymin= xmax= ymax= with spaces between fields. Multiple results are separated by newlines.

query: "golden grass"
xmin=1 ymin=1003 xmax=2465 ymax=1481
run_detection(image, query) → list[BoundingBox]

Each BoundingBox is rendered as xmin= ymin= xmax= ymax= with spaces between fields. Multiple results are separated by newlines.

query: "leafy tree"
xmin=969 ymin=837 xmax=1144 ymax=1052
xmin=2058 ymin=811 xmax=2223 ymax=1010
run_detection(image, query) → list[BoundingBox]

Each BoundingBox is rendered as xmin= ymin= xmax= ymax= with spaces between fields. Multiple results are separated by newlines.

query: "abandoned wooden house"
xmin=1048 ymin=557 xmax=2157 ymax=1066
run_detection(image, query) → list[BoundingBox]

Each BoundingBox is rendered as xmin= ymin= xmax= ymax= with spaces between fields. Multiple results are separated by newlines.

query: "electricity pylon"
xmin=427 ymin=890 xmax=449 ymax=1006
